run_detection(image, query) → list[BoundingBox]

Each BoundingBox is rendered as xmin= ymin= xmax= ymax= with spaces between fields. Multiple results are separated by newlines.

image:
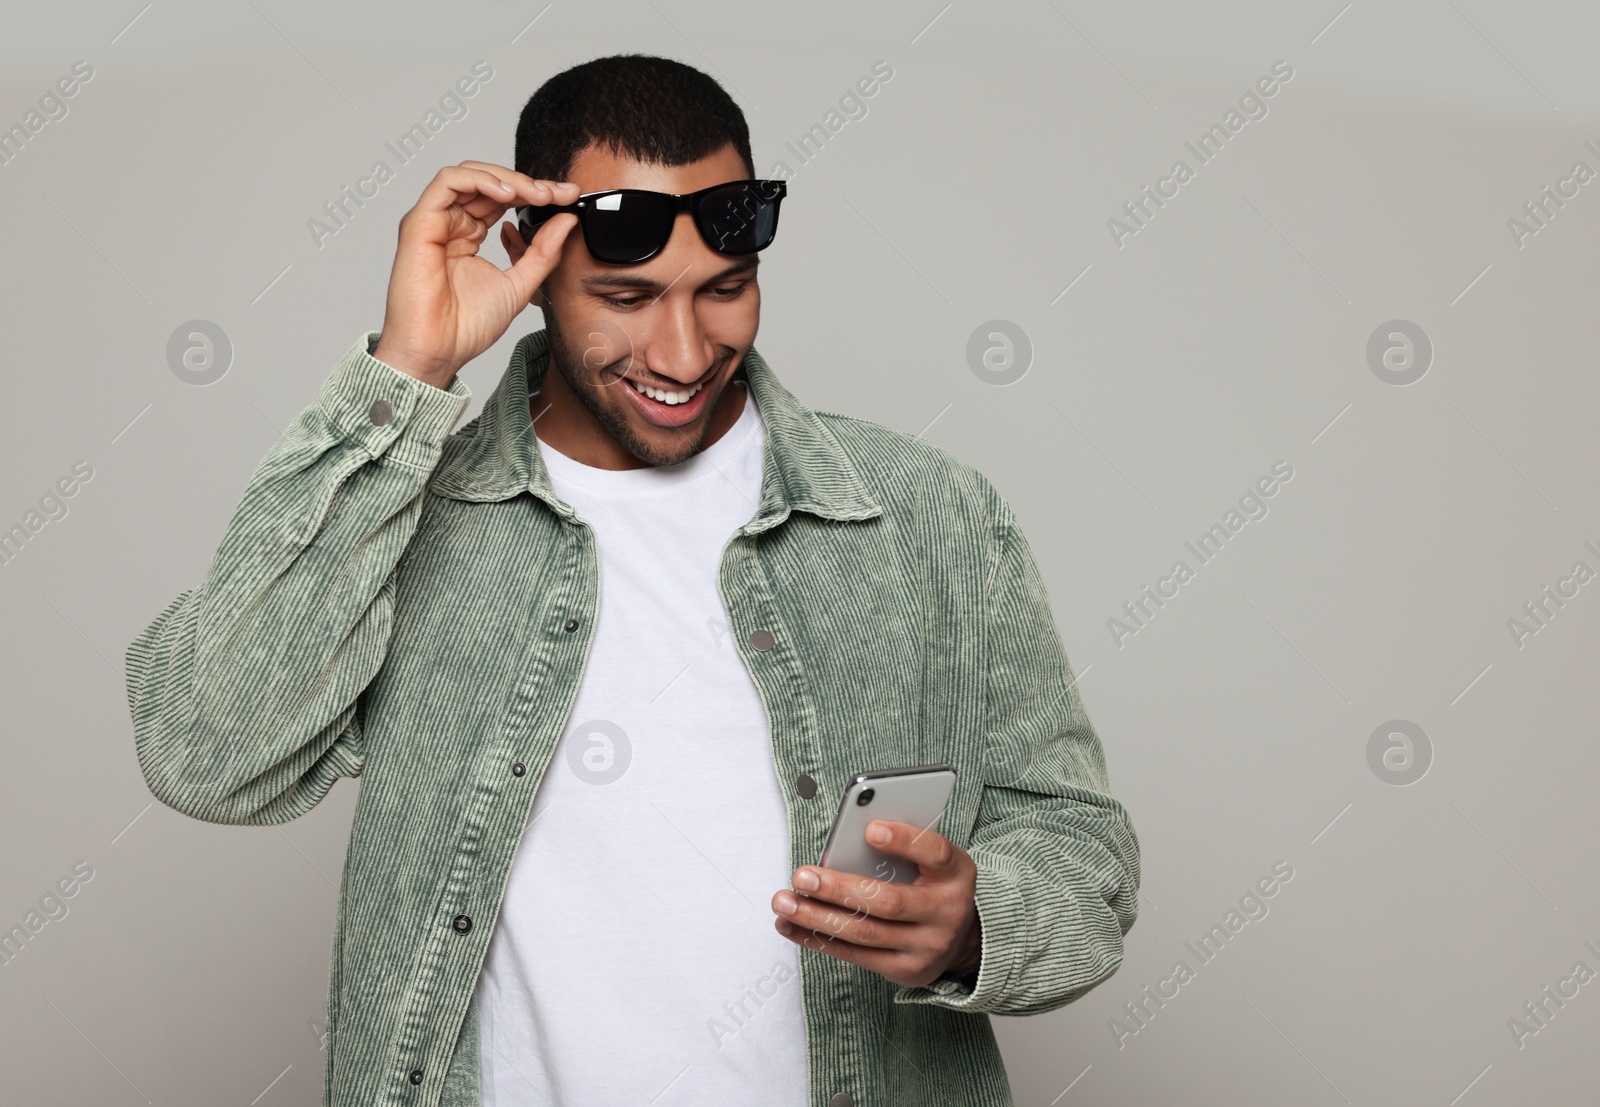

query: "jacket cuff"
xmin=316 ymin=331 xmax=472 ymax=470
xmin=892 ymin=858 xmax=1022 ymax=1012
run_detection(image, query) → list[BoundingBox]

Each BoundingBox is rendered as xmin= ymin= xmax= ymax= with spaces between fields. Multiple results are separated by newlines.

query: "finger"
xmin=450 ymin=164 xmax=580 ymax=245
xmin=864 ymin=819 xmax=963 ymax=878
xmin=404 ymin=165 xmax=577 ymax=238
xmin=774 ymin=916 xmax=911 ymax=978
xmin=789 ymin=864 xmax=934 ymax=923
xmin=772 ymin=887 xmax=917 ymax=953
xmin=392 ymin=167 xmax=513 ymax=255
xmin=414 ymin=165 xmax=520 ymax=218
xmin=501 ymin=211 xmax=579 ymax=303
xmin=456 ymin=160 xmax=582 ymax=207
xmin=453 ymin=181 xmax=576 ymax=240
xmin=454 ymin=184 xmax=540 ymax=222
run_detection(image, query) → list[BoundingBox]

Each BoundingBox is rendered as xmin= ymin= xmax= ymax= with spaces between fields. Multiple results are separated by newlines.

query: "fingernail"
xmin=499 ymin=180 xmax=515 ymax=192
xmin=532 ymin=181 xmax=549 ymax=191
xmin=793 ymin=869 xmax=819 ymax=891
xmin=868 ymin=822 xmax=892 ymax=845
xmin=775 ymin=891 xmax=798 ymax=915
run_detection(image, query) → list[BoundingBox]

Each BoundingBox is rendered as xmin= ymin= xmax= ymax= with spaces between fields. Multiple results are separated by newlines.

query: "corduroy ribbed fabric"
xmin=124 ymin=327 xmax=1141 ymax=1107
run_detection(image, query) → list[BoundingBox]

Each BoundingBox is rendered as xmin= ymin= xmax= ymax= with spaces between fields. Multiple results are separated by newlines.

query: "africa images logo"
xmin=1107 ymin=61 xmax=1294 ymax=248
xmin=1108 ymin=461 xmax=1294 ymax=648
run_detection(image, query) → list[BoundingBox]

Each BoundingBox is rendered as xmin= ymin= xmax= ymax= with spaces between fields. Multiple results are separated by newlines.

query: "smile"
xmin=625 ymin=377 xmax=704 ymax=406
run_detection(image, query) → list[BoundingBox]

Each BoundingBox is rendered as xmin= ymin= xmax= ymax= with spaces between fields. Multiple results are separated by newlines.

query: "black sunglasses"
xmin=516 ymin=178 xmax=787 ymax=265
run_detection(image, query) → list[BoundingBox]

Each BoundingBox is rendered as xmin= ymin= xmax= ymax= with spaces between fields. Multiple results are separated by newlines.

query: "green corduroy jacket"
xmin=124 ymin=328 xmax=1140 ymax=1107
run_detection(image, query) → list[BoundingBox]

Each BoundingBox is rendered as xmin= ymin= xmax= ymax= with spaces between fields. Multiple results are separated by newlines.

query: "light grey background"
xmin=3 ymin=0 xmax=1597 ymax=1103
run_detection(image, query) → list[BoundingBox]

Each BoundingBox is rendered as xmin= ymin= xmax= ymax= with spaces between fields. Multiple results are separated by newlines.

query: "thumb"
xmin=504 ymin=212 xmax=578 ymax=303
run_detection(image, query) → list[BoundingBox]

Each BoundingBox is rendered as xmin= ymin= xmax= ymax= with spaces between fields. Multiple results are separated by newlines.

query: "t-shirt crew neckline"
xmin=534 ymin=381 xmax=762 ymax=499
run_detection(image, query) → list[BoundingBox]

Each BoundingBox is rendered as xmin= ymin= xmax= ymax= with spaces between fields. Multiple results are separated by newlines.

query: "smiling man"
xmin=505 ymin=136 xmax=760 ymax=469
xmin=126 ymin=54 xmax=1139 ymax=1107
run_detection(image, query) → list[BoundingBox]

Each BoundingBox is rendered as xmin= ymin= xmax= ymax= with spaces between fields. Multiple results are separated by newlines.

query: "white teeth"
xmin=628 ymin=377 xmax=702 ymax=406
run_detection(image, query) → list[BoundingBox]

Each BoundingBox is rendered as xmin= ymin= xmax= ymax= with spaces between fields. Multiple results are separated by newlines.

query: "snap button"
xmin=564 ymin=618 xmax=580 ymax=633
xmin=749 ymin=628 xmax=775 ymax=652
xmin=409 ymin=1069 xmax=423 ymax=1085
xmin=829 ymin=1093 xmax=854 ymax=1107
xmin=796 ymin=773 xmax=818 ymax=799
xmin=452 ymin=914 xmax=472 ymax=934
xmin=511 ymin=761 xmax=526 ymax=777
xmin=369 ymin=399 xmax=394 ymax=426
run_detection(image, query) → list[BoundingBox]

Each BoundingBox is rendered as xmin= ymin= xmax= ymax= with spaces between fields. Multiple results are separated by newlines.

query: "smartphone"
xmin=816 ymin=764 xmax=957 ymax=884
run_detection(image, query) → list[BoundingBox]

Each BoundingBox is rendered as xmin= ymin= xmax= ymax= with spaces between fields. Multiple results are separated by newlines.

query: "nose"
xmin=642 ymin=230 xmax=717 ymax=385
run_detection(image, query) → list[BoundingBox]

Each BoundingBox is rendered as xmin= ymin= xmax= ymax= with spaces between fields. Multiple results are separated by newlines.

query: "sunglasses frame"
xmin=515 ymin=178 xmax=788 ymax=265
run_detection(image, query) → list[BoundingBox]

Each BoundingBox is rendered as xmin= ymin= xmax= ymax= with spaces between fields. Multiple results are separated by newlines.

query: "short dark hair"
xmin=514 ymin=54 xmax=754 ymax=184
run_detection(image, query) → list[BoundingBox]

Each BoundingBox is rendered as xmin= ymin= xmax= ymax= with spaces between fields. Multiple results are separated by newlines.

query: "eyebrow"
xmin=578 ymin=255 xmax=760 ymax=291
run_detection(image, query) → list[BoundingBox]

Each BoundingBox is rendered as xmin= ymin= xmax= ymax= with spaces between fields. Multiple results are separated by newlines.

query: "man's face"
xmin=509 ymin=141 xmax=762 ymax=468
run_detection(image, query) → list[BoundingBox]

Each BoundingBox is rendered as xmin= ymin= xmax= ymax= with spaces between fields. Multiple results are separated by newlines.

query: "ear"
xmin=499 ymin=221 xmax=546 ymax=308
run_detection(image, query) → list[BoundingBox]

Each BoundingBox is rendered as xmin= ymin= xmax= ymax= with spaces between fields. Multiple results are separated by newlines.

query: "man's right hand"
xmin=371 ymin=160 xmax=581 ymax=390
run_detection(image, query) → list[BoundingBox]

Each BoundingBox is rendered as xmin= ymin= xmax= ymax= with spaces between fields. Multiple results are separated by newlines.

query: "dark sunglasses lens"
xmin=696 ymin=182 xmax=782 ymax=255
xmin=584 ymin=192 xmax=674 ymax=264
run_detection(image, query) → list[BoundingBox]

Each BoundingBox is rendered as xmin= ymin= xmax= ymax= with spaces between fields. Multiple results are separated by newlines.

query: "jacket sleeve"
xmin=895 ymin=493 xmax=1141 ymax=1016
xmin=124 ymin=331 xmax=471 ymax=827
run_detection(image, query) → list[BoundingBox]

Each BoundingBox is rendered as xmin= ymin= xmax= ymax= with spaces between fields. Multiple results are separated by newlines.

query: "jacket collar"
xmin=430 ymin=329 xmax=883 ymax=534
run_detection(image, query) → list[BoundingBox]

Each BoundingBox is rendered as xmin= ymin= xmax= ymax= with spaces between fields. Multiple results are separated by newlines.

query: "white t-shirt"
xmin=475 ymin=382 xmax=809 ymax=1107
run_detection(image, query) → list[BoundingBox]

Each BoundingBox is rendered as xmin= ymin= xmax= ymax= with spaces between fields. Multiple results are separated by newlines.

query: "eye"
xmin=599 ymin=283 xmax=748 ymax=308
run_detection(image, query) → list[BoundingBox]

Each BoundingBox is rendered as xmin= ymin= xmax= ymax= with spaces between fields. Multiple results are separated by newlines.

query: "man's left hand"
xmin=771 ymin=819 xmax=982 ymax=988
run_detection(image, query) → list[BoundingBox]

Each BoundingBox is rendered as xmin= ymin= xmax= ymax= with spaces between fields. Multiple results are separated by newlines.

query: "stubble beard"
xmin=544 ymin=312 xmax=729 ymax=469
